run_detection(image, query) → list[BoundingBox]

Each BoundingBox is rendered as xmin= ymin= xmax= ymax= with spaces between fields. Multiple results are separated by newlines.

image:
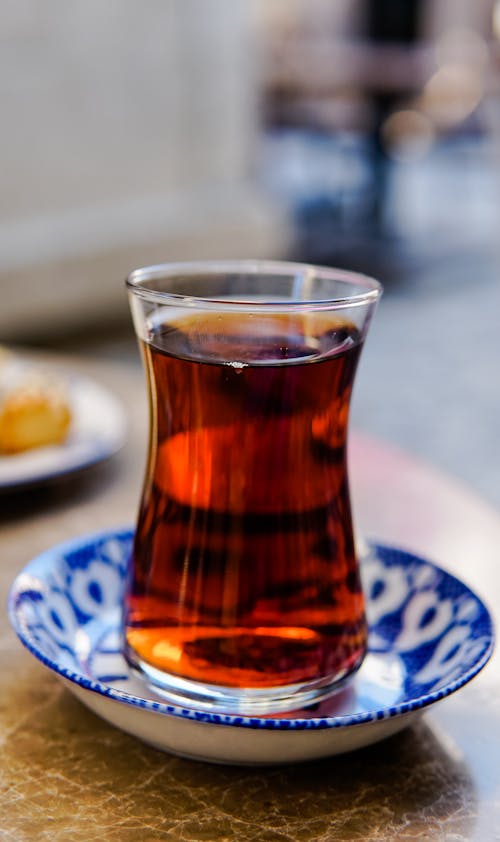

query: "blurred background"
xmin=2 ymin=0 xmax=500 ymax=505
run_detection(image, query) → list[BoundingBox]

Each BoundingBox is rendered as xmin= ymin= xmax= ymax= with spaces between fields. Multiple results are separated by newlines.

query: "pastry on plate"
xmin=0 ymin=348 xmax=72 ymax=454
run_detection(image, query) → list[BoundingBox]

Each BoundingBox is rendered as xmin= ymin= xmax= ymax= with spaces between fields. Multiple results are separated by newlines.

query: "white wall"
xmin=0 ymin=1 xmax=288 ymax=340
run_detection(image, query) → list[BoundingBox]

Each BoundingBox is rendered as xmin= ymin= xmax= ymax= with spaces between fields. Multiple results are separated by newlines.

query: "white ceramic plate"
xmin=8 ymin=528 xmax=494 ymax=765
xmin=0 ymin=374 xmax=126 ymax=490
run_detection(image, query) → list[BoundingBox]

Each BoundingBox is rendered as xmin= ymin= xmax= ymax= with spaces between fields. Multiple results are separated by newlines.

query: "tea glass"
xmin=124 ymin=260 xmax=381 ymax=714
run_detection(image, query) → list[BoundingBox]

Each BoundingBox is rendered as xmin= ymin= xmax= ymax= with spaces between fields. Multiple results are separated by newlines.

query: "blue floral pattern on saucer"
xmin=8 ymin=528 xmax=494 ymax=761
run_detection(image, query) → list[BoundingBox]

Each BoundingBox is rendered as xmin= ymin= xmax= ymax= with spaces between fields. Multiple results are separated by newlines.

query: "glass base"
xmin=125 ymin=649 xmax=362 ymax=715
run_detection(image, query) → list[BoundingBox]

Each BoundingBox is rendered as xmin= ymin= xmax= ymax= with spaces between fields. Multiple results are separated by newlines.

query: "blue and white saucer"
xmin=8 ymin=528 xmax=494 ymax=765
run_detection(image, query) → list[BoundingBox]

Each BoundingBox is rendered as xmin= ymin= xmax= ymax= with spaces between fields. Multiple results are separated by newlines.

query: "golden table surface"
xmin=1 ymin=353 xmax=498 ymax=842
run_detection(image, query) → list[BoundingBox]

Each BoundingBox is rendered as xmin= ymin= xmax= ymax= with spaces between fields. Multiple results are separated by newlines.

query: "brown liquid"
xmin=125 ymin=312 xmax=367 ymax=691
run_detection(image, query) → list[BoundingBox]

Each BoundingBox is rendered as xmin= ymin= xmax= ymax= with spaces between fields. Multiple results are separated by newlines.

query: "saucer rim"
xmin=7 ymin=527 xmax=495 ymax=732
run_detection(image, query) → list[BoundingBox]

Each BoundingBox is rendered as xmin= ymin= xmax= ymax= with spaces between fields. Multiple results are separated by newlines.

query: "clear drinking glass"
xmin=124 ymin=260 xmax=381 ymax=713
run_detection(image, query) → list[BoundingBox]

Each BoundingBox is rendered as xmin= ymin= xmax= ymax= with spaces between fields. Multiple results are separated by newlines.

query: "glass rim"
xmin=126 ymin=260 xmax=382 ymax=311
